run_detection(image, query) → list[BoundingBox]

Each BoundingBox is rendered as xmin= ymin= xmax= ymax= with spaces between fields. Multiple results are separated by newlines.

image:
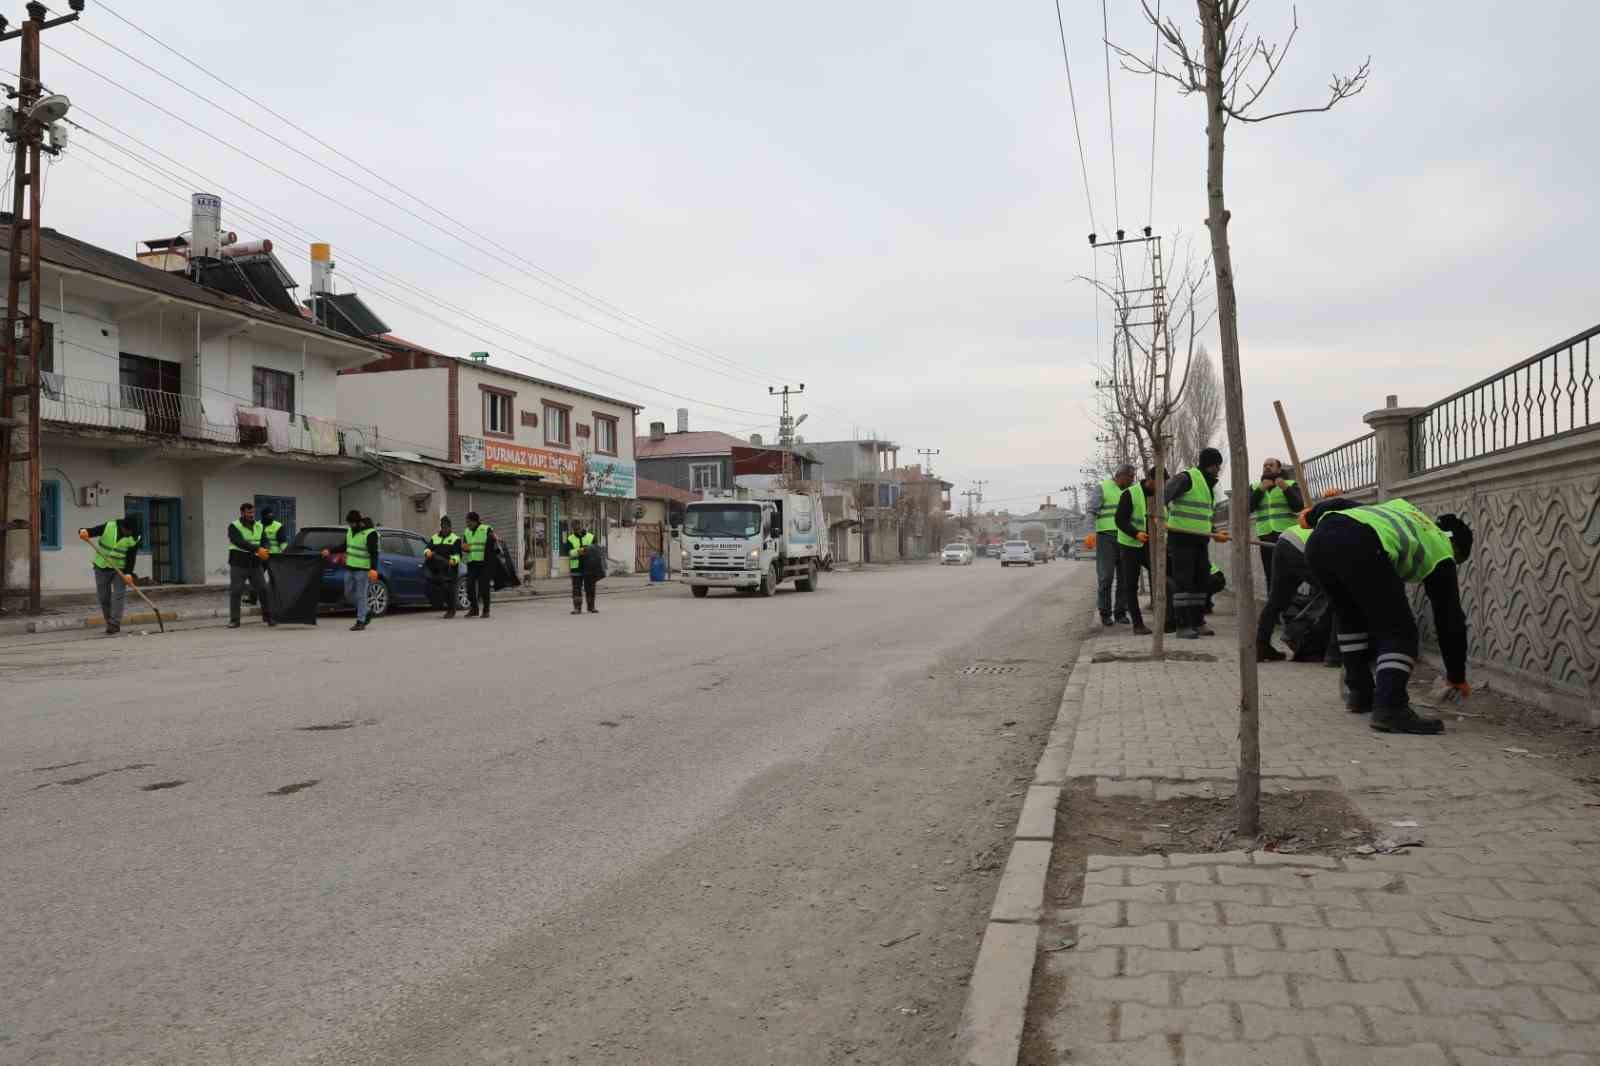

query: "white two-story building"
xmin=3 ymin=209 xmax=386 ymax=591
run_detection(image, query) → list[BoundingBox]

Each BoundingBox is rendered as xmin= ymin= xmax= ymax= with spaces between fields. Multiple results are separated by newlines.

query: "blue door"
xmin=253 ymin=495 xmax=297 ymax=541
xmin=123 ymin=495 xmax=183 ymax=584
xmin=378 ymin=531 xmax=426 ymax=602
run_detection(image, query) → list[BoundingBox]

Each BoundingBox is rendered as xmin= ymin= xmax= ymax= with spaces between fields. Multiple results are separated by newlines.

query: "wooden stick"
xmin=81 ymin=540 xmax=165 ymax=632
xmin=1272 ymin=400 xmax=1313 ymax=505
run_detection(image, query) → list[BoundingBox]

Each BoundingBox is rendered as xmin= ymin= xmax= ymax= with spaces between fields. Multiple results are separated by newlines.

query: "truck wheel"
xmin=691 ymin=585 xmax=709 ymax=599
xmin=796 ymin=561 xmax=819 ymax=592
xmin=759 ymin=563 xmax=779 ymax=597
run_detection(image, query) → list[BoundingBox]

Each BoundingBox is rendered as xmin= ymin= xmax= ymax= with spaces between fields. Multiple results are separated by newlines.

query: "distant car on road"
xmin=1036 ymin=542 xmax=1056 ymax=563
xmin=291 ymin=525 xmax=469 ymax=618
xmin=941 ymin=543 xmax=975 ymax=566
xmin=999 ymin=540 xmax=1035 ymax=568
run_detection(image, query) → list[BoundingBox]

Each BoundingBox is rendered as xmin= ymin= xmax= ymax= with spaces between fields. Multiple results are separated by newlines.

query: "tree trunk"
xmin=1198 ymin=2 xmax=1261 ymax=837
xmin=1151 ymin=438 xmax=1167 ymax=658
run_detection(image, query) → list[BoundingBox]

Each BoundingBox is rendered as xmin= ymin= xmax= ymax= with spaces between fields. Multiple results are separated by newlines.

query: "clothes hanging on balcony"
xmin=305 ymin=416 xmax=339 ymax=455
xmin=262 ymin=409 xmax=291 ymax=452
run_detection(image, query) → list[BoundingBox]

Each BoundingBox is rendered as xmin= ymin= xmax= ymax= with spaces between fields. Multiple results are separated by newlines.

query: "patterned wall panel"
xmin=1402 ymin=474 xmax=1600 ymax=701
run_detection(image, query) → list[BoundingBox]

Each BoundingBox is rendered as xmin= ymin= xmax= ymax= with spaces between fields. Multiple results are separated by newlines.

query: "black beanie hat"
xmin=1198 ymin=447 xmax=1223 ymax=468
xmin=1437 ymin=514 xmax=1473 ymax=561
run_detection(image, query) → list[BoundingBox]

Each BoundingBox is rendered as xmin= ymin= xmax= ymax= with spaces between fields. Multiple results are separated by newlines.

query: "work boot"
xmin=1256 ymin=643 xmax=1287 ymax=663
xmin=1114 ymin=613 xmax=1130 ymax=625
xmin=1370 ymin=703 xmax=1444 ymax=735
xmin=481 ymin=610 xmax=490 ymax=620
xmin=350 ymin=620 xmax=367 ymax=632
xmin=1131 ymin=623 xmax=1152 ymax=636
xmin=465 ymin=607 xmax=480 ymax=618
xmin=587 ymin=606 xmax=598 ymax=614
xmin=571 ymin=608 xmax=583 ymax=616
xmin=105 ymin=624 xmax=119 ymax=636
xmin=1179 ymin=627 xmax=1202 ymax=640
xmin=226 ymin=621 xmax=241 ymax=629
xmin=1196 ymin=624 xmax=1216 ymax=637
xmin=1100 ymin=615 xmax=1114 ymax=627
xmin=1343 ymin=684 xmax=1373 ymax=714
xmin=444 ymin=609 xmax=456 ymax=620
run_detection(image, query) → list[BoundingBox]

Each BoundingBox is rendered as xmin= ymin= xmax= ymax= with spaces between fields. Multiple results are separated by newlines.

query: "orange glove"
xmin=256 ymin=548 xmax=270 ymax=561
xmin=122 ymin=573 xmax=135 ymax=588
xmin=1298 ymin=508 xmax=1314 ymax=528
xmin=78 ymin=528 xmax=92 ymax=542
xmin=367 ymin=569 xmax=379 ymax=583
xmin=1136 ymin=531 xmax=1149 ymax=544
xmin=424 ymin=549 xmax=433 ymax=560
xmin=1213 ymin=530 xmax=1230 ymax=543
xmin=1084 ymin=532 xmax=1097 ymax=549
xmin=321 ymin=548 xmax=332 ymax=559
xmin=1433 ymin=680 xmax=1472 ymax=704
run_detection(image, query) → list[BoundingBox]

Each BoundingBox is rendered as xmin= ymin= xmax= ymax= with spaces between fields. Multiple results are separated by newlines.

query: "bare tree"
xmin=1114 ymin=1 xmax=1369 ymax=835
xmin=1174 ymin=344 xmax=1223 ymax=465
xmin=1083 ymin=247 xmax=1216 ymax=657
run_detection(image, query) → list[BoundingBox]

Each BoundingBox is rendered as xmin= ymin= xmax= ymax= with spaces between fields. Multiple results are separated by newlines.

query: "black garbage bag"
xmin=582 ymin=541 xmax=607 ymax=582
xmin=267 ymin=553 xmax=324 ymax=625
xmin=1283 ymin=587 xmax=1332 ymax=662
xmin=490 ymin=536 xmax=522 ymax=590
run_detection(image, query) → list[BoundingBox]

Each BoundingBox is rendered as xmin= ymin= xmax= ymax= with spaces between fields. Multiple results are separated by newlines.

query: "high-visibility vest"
xmin=92 ymin=519 xmax=138 ymax=571
xmin=1252 ymin=480 xmax=1299 ymax=536
xmin=566 ymin=531 xmax=594 ymax=571
xmin=1094 ymin=478 xmax=1125 ymax=533
xmin=1167 ymin=467 xmax=1215 ymax=535
xmin=1116 ymin=485 xmax=1148 ymax=549
xmin=231 ymin=519 xmax=264 ymax=561
xmin=431 ymin=532 xmax=461 ymax=565
xmin=1280 ymin=525 xmax=1312 ymax=552
xmin=263 ymin=520 xmax=285 ymax=554
xmin=463 ymin=524 xmax=492 ymax=564
xmin=344 ymin=528 xmax=372 ymax=569
xmin=1332 ymin=498 xmax=1455 ymax=584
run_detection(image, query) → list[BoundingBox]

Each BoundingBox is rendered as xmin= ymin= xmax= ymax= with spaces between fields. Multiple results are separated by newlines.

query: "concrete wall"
xmin=336 ymin=368 xmax=451 ymax=459
xmin=457 ymin=363 xmax=636 ymax=468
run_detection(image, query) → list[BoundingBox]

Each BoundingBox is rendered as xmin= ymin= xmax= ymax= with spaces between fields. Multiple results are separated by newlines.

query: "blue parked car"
xmin=289 ymin=525 xmax=469 ymax=617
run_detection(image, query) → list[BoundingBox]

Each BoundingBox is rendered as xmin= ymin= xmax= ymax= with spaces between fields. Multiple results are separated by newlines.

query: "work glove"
xmin=256 ymin=548 xmax=270 ymax=561
xmin=424 ymin=549 xmax=433 ymax=560
xmin=1084 ymin=533 xmax=1097 ymax=550
xmin=1213 ymin=530 xmax=1230 ymax=543
xmin=1431 ymin=680 xmax=1472 ymax=704
xmin=321 ymin=548 xmax=332 ymax=559
xmin=1298 ymin=508 xmax=1314 ymax=529
xmin=1136 ymin=531 xmax=1149 ymax=544
xmin=122 ymin=573 xmax=136 ymax=588
xmin=367 ymin=569 xmax=379 ymax=583
xmin=79 ymin=528 xmax=92 ymax=542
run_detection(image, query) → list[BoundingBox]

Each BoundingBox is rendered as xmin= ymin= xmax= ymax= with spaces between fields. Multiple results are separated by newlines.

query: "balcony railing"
xmin=1302 ymin=432 xmax=1376 ymax=497
xmin=41 ymin=374 xmax=375 ymax=459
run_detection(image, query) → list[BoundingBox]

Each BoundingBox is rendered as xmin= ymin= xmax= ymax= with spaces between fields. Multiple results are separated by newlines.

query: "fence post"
xmin=1362 ymin=396 xmax=1427 ymax=500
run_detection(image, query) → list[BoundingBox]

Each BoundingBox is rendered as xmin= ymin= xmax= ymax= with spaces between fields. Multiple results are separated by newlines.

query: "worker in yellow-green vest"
xmin=226 ymin=501 xmax=275 ymax=629
xmin=1305 ymin=496 xmax=1474 ymax=736
xmin=1248 ymin=458 xmax=1304 ymax=594
xmin=1111 ymin=467 xmax=1155 ymax=635
xmin=567 ymin=520 xmax=597 ymax=615
xmin=1162 ymin=447 xmax=1229 ymax=639
xmin=243 ymin=506 xmax=289 ymax=609
xmin=461 ymin=511 xmax=497 ymax=619
xmin=79 ymin=511 xmax=142 ymax=635
xmin=1088 ymin=464 xmax=1136 ymax=626
xmin=425 ymin=515 xmax=463 ymax=619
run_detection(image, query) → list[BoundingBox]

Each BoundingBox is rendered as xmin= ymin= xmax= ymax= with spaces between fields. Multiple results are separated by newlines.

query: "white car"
xmin=941 ymin=543 xmax=975 ymax=566
xmin=999 ymin=540 xmax=1035 ymax=567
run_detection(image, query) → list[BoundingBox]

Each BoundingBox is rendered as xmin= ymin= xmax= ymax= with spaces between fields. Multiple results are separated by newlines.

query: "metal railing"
xmin=41 ymin=374 xmax=375 ymax=459
xmin=1302 ymin=432 xmax=1376 ymax=497
xmin=1410 ymin=323 xmax=1598 ymax=474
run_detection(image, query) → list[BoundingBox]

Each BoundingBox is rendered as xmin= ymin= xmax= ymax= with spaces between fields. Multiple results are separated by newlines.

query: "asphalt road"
xmin=1 ymin=559 xmax=1092 ymax=1065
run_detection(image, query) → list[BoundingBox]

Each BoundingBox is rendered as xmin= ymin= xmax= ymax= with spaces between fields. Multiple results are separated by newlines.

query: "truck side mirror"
xmin=769 ymin=517 xmax=782 ymax=538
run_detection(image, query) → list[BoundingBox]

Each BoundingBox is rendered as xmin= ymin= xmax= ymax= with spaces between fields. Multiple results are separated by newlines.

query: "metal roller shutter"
xmin=445 ymin=486 xmax=520 ymax=571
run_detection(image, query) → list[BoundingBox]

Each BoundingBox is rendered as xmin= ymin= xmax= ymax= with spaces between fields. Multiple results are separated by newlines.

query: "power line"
xmin=72 ymin=0 xmax=776 ymax=387
xmin=1100 ymin=0 xmax=1122 ymax=229
xmin=1051 ymin=0 xmax=1097 ymax=236
xmin=1146 ymin=0 xmax=1162 ymax=228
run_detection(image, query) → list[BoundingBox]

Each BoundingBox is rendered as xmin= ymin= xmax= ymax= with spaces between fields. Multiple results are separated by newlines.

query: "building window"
xmin=690 ymin=463 xmax=721 ymax=491
xmin=544 ymin=402 xmax=571 ymax=447
xmin=40 ymin=479 xmax=61 ymax=550
xmin=482 ymin=386 xmax=515 ymax=439
xmin=252 ymin=366 xmax=296 ymax=413
xmin=593 ymin=414 xmax=618 ymax=456
xmin=120 ymin=352 xmax=181 ymax=397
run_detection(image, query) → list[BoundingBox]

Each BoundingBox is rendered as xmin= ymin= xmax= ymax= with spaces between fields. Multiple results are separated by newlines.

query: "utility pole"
xmin=768 ymin=383 xmax=804 ymax=486
xmin=915 ymin=447 xmax=940 ymax=477
xmin=971 ymin=479 xmax=988 ymax=510
xmin=0 ymin=1 xmax=79 ymax=616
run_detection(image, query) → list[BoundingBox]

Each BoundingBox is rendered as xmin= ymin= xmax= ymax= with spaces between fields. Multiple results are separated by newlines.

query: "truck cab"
xmin=680 ymin=492 xmax=822 ymax=598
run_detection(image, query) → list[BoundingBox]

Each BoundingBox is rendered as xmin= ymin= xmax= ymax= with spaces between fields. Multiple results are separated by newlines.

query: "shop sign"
xmin=481 ymin=439 xmax=582 ymax=485
xmin=585 ymin=456 xmax=636 ymax=498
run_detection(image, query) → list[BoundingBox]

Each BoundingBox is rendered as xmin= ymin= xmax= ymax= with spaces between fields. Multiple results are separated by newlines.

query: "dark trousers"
xmin=1305 ymin=518 xmax=1416 ymax=710
xmin=228 ymin=561 xmax=270 ymax=624
xmin=466 ymin=561 xmax=491 ymax=613
xmin=1168 ymin=533 xmax=1210 ymax=628
xmin=1255 ymin=541 xmax=1310 ymax=647
xmin=1115 ymin=544 xmax=1148 ymax=626
xmin=1094 ymin=534 xmax=1121 ymax=619
xmin=1258 ymin=535 xmax=1279 ymax=595
xmin=571 ymin=572 xmax=597 ymax=610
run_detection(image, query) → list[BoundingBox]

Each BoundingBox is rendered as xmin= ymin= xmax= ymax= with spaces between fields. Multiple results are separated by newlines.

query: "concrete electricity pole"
xmin=915 ymin=447 xmax=940 ymax=477
xmin=0 ymin=0 xmax=80 ymax=615
xmin=768 ymin=384 xmax=804 ymax=485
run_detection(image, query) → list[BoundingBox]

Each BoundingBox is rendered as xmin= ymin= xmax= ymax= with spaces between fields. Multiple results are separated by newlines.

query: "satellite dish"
xmin=28 ymin=93 xmax=70 ymax=124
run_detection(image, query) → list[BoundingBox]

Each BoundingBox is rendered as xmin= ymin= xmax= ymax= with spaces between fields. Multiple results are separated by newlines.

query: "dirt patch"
xmin=294 ymin=718 xmax=378 ymax=732
xmin=268 ymin=780 xmax=320 ymax=796
xmin=31 ymin=763 xmax=154 ymax=790
xmin=1090 ymin=650 xmax=1218 ymax=664
xmin=1019 ymin=780 xmax=1375 ymax=1066
xmin=139 ymin=780 xmax=187 ymax=792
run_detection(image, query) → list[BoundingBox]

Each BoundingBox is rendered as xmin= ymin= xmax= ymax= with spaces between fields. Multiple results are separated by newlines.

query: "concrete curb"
xmin=956 ymin=642 xmax=1096 ymax=1066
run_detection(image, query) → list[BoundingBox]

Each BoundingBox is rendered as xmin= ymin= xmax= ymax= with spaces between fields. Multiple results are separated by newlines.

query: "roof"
xmin=635 ymin=430 xmax=750 ymax=459
xmin=1 ymin=214 xmax=386 ymax=356
xmin=636 ymin=477 xmax=694 ymax=504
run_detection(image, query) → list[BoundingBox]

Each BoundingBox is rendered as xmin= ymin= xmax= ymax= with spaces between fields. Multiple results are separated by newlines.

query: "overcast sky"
xmin=38 ymin=1 xmax=1598 ymax=511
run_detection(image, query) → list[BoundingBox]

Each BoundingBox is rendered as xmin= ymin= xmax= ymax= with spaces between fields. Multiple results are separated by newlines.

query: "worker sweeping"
xmin=79 ymin=512 xmax=141 ymax=636
xmin=1304 ymin=496 xmax=1474 ymax=735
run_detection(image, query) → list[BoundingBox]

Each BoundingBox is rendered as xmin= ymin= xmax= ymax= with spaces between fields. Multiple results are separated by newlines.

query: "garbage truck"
xmin=679 ymin=490 xmax=823 ymax=598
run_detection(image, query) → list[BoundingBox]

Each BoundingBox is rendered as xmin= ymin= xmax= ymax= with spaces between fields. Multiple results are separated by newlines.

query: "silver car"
xmin=941 ymin=543 xmax=975 ymax=565
xmin=999 ymin=540 xmax=1035 ymax=567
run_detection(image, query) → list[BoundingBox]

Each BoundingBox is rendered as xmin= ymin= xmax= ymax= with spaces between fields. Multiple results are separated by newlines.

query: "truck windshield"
xmin=683 ymin=504 xmax=762 ymax=538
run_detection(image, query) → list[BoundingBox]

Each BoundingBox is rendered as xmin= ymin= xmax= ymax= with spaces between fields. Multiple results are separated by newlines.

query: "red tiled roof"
xmin=634 ymin=430 xmax=748 ymax=459
xmin=636 ymin=477 xmax=695 ymax=504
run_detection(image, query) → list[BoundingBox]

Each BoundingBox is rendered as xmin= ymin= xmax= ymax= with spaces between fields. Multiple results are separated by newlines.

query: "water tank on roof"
xmin=190 ymin=193 xmax=222 ymax=260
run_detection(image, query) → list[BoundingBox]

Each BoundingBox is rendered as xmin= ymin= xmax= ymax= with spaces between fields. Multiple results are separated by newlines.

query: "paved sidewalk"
xmin=1036 ymin=605 xmax=1600 ymax=1065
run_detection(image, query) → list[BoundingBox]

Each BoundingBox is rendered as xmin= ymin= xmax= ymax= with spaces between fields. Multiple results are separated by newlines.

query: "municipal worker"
xmin=226 ymin=501 xmax=274 ymax=629
xmin=1112 ymin=467 xmax=1155 ymax=635
xmin=1163 ymin=447 xmax=1228 ymax=639
xmin=1249 ymin=458 xmax=1304 ymax=593
xmin=79 ymin=512 xmax=141 ymax=636
xmin=462 ymin=511 xmax=496 ymax=619
xmin=1304 ymin=496 xmax=1473 ymax=735
xmin=425 ymin=515 xmax=463 ymax=619
xmin=322 ymin=509 xmax=380 ymax=631
xmin=245 ymin=506 xmax=288 ymax=608
xmin=1087 ymin=463 xmax=1136 ymax=626
xmin=567 ymin=520 xmax=596 ymax=615
xmin=1254 ymin=524 xmax=1314 ymax=662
